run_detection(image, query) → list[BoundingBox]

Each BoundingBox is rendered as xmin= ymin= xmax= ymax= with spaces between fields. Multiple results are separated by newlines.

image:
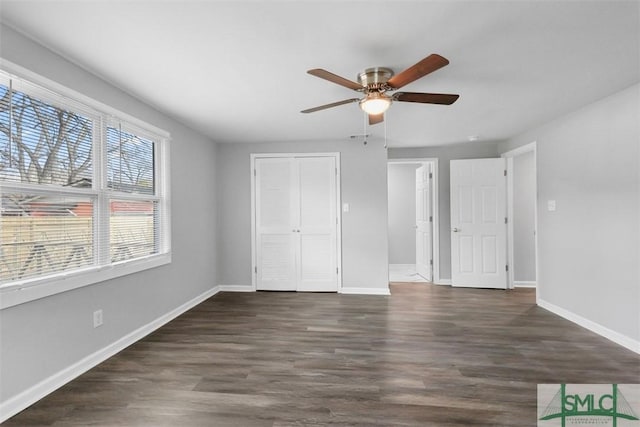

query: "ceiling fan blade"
xmin=301 ymin=98 xmax=360 ymax=114
xmin=387 ymin=54 xmax=450 ymax=89
xmin=369 ymin=113 xmax=384 ymax=125
xmin=307 ymin=69 xmax=363 ymax=91
xmin=393 ymin=92 xmax=459 ymax=105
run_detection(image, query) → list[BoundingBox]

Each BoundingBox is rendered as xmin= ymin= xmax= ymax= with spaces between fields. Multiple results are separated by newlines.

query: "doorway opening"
xmin=503 ymin=142 xmax=538 ymax=291
xmin=387 ymin=159 xmax=439 ymax=284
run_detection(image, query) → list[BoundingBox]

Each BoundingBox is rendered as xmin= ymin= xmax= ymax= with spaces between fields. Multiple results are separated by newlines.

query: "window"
xmin=0 ymin=69 xmax=170 ymax=306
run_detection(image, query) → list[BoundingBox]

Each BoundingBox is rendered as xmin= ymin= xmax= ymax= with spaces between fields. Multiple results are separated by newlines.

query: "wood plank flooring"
xmin=5 ymin=283 xmax=639 ymax=426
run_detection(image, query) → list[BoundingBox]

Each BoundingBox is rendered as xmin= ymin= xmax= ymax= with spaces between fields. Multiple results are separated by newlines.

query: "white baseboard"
xmin=340 ymin=286 xmax=391 ymax=296
xmin=219 ymin=284 xmax=254 ymax=292
xmin=0 ymin=286 xmax=220 ymax=423
xmin=514 ymin=281 xmax=537 ymax=288
xmin=435 ymin=279 xmax=452 ymax=286
xmin=537 ymin=298 xmax=640 ymax=355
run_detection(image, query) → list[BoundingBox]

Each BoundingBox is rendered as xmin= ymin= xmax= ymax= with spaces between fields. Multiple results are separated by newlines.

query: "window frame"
xmin=0 ymin=60 xmax=171 ymax=309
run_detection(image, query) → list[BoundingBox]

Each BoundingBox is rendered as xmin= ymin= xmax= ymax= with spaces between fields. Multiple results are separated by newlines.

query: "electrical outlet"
xmin=93 ymin=309 xmax=103 ymax=328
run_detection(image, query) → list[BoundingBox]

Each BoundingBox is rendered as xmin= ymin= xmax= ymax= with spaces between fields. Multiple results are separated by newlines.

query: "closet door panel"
xmin=255 ymin=158 xmax=296 ymax=291
xmin=297 ymin=157 xmax=338 ymax=292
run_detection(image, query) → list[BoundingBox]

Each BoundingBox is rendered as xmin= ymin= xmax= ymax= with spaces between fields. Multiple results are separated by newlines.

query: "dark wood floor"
xmin=6 ymin=283 xmax=639 ymax=426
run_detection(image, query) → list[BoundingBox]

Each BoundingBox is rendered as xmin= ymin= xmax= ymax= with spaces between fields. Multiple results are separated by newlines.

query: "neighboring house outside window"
xmin=0 ymin=67 xmax=170 ymax=308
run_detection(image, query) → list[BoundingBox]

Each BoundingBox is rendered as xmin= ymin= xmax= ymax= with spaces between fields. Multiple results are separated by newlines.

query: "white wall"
xmin=0 ymin=25 xmax=219 ymax=407
xmin=513 ymin=151 xmax=536 ymax=282
xmin=387 ymin=163 xmax=418 ymax=264
xmin=500 ymin=83 xmax=640 ymax=347
xmin=216 ymin=140 xmax=389 ymax=292
xmin=388 ymin=143 xmax=500 ymax=280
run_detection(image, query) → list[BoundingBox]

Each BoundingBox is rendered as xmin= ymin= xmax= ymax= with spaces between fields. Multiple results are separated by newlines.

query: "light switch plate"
xmin=93 ymin=309 xmax=103 ymax=328
xmin=547 ymin=200 xmax=556 ymax=211
xmin=343 ymin=203 xmax=350 ymax=213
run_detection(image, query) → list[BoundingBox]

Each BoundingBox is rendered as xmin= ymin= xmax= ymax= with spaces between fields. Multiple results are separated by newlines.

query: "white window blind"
xmin=106 ymin=125 xmax=154 ymax=195
xmin=0 ymin=70 xmax=170 ymax=292
xmin=110 ymin=199 xmax=157 ymax=262
xmin=0 ymin=193 xmax=94 ymax=282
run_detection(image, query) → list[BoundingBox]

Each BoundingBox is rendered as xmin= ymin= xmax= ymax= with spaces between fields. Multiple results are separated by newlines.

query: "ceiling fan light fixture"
xmin=359 ymin=92 xmax=391 ymax=115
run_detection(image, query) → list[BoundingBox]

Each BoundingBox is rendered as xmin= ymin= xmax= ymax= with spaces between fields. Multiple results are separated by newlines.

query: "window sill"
xmin=0 ymin=253 xmax=172 ymax=310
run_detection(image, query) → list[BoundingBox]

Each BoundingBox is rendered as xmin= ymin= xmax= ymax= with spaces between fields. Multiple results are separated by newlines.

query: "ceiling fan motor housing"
xmin=357 ymin=67 xmax=394 ymax=91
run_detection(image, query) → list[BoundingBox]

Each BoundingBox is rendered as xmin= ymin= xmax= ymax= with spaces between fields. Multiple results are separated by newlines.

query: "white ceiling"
xmin=1 ymin=1 xmax=638 ymax=147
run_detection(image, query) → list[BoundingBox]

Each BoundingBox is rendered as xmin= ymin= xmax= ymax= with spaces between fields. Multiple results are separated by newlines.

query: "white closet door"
xmin=255 ymin=158 xmax=296 ymax=291
xmin=254 ymin=155 xmax=339 ymax=292
xmin=415 ymin=164 xmax=432 ymax=281
xmin=450 ymin=158 xmax=507 ymax=289
xmin=297 ymin=157 xmax=338 ymax=292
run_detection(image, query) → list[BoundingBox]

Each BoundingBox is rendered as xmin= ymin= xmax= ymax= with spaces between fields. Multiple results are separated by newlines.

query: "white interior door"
xmin=415 ymin=164 xmax=432 ymax=281
xmin=450 ymin=159 xmax=507 ymax=289
xmin=255 ymin=155 xmax=338 ymax=292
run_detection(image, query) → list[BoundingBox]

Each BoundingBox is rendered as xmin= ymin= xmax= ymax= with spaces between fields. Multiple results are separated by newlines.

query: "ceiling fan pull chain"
xmin=384 ymin=114 xmax=388 ymax=149
xmin=363 ymin=112 xmax=367 ymax=145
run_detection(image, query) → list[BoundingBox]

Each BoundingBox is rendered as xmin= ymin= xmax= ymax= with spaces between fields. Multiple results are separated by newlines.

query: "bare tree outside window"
xmin=106 ymin=126 xmax=154 ymax=195
xmin=0 ymin=84 xmax=93 ymax=186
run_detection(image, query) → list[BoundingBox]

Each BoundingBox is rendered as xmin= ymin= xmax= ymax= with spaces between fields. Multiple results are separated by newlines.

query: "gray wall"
xmin=513 ymin=151 xmax=537 ymax=282
xmin=388 ymin=143 xmax=500 ymax=280
xmin=500 ymin=83 xmax=640 ymax=343
xmin=0 ymin=26 xmax=219 ymax=402
xmin=217 ymin=140 xmax=389 ymax=291
xmin=387 ymin=163 xmax=418 ymax=264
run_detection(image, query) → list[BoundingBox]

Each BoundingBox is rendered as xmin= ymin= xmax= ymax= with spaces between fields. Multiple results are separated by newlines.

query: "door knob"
xmin=452 ymin=228 xmax=461 ymax=232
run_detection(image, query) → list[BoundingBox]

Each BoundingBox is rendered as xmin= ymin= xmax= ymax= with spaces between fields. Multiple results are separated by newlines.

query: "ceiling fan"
xmin=301 ymin=54 xmax=459 ymax=125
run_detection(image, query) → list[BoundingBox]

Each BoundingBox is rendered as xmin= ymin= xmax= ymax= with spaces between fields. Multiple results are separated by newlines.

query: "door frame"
xmin=387 ymin=158 xmax=441 ymax=284
xmin=250 ymin=152 xmax=342 ymax=292
xmin=501 ymin=141 xmax=538 ymax=292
